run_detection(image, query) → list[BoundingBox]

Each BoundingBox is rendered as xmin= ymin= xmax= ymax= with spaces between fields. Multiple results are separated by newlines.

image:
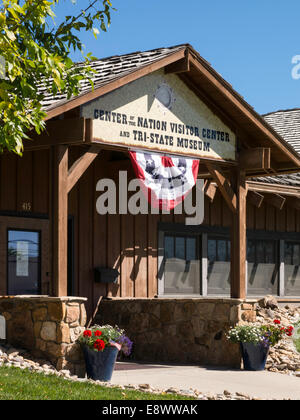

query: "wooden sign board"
xmin=81 ymin=70 xmax=236 ymax=162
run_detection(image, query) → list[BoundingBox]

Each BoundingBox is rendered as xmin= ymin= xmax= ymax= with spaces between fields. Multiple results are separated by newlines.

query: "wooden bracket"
xmin=204 ymin=180 xmax=217 ymax=202
xmin=206 ymin=163 xmax=237 ymax=213
xmin=67 ymin=145 xmax=100 ymax=193
xmin=264 ymin=193 xmax=286 ymax=210
xmin=247 ymin=190 xmax=264 ymax=208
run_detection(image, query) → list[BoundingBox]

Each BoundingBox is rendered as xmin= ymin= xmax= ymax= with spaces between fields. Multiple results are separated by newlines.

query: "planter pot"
xmin=240 ymin=342 xmax=269 ymax=371
xmin=82 ymin=345 xmax=119 ymax=382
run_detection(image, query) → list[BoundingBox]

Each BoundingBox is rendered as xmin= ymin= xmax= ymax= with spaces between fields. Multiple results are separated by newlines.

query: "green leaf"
xmin=0 ymin=0 xmax=115 ymax=154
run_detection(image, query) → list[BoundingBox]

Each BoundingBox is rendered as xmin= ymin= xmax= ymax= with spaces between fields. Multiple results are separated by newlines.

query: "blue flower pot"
xmin=240 ymin=342 xmax=269 ymax=371
xmin=82 ymin=345 xmax=119 ymax=382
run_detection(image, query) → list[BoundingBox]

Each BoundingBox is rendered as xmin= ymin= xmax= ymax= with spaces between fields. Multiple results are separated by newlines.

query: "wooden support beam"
xmin=67 ymin=145 xmax=100 ymax=193
xmin=165 ymin=56 xmax=190 ymax=74
xmin=247 ymin=190 xmax=264 ymax=208
xmin=206 ymin=163 xmax=237 ymax=212
xmin=52 ymin=145 xmax=69 ymax=297
xmin=247 ymin=180 xmax=300 ymax=197
xmin=230 ymin=170 xmax=247 ymax=299
xmin=264 ymin=193 xmax=286 ymax=210
xmin=239 ymin=147 xmax=271 ymax=171
xmin=204 ymin=180 xmax=217 ymax=202
xmin=25 ymin=118 xmax=86 ymax=150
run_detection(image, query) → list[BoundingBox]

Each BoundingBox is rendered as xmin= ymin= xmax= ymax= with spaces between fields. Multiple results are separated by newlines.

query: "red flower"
xmin=94 ymin=330 xmax=102 ymax=337
xmin=83 ymin=330 xmax=92 ymax=337
xmin=274 ymin=320 xmax=281 ymax=325
xmin=94 ymin=339 xmax=105 ymax=351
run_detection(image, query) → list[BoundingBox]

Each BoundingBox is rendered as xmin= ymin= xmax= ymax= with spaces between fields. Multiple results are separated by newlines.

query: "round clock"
xmin=154 ymin=83 xmax=175 ymax=112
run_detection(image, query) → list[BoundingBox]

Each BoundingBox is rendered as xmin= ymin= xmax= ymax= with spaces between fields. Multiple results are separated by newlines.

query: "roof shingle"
xmin=39 ymin=44 xmax=300 ymax=188
xmin=255 ymin=109 xmax=300 ymax=186
xmin=40 ymin=44 xmax=188 ymax=110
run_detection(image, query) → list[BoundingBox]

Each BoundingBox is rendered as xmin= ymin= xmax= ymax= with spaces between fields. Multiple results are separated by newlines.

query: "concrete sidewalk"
xmin=111 ymin=362 xmax=300 ymax=400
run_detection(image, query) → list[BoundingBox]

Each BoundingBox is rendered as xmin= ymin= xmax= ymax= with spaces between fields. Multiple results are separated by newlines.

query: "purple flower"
xmin=262 ymin=337 xmax=270 ymax=348
xmin=118 ymin=334 xmax=133 ymax=356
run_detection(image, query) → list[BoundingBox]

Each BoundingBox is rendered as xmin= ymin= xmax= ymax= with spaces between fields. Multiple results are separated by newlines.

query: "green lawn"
xmin=0 ymin=366 xmax=195 ymax=400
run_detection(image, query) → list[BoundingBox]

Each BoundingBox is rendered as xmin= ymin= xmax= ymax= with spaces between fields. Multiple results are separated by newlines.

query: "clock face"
xmin=154 ymin=83 xmax=175 ymax=112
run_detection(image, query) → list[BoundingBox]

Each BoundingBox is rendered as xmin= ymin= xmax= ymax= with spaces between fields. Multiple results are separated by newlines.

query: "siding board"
xmin=1 ymin=148 xmax=300 ymax=303
xmin=17 ymin=152 xmax=33 ymax=212
xmin=1 ymin=153 xmax=17 ymax=211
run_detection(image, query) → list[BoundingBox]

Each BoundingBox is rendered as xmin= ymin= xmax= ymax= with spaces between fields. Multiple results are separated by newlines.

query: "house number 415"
xmin=22 ymin=202 xmax=32 ymax=212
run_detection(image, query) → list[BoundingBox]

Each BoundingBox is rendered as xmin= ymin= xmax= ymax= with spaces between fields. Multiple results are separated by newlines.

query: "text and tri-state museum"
xmin=81 ymin=70 xmax=236 ymax=161
xmin=1 ymin=44 xmax=300 ymax=370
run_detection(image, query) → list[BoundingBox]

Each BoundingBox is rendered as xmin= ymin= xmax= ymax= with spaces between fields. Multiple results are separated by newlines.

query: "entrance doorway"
xmin=0 ymin=216 xmax=50 ymax=296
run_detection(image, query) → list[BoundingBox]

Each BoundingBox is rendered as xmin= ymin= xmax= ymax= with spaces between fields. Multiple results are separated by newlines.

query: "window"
xmin=247 ymin=238 xmax=278 ymax=296
xmin=7 ymin=230 xmax=41 ymax=295
xmin=159 ymin=228 xmax=232 ymax=297
xmin=284 ymin=241 xmax=300 ymax=296
xmin=163 ymin=234 xmax=200 ymax=295
xmin=159 ymin=224 xmax=300 ymax=298
xmin=207 ymin=236 xmax=231 ymax=295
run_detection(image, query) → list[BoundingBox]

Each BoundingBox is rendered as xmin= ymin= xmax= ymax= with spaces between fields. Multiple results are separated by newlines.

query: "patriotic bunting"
xmin=129 ymin=151 xmax=199 ymax=211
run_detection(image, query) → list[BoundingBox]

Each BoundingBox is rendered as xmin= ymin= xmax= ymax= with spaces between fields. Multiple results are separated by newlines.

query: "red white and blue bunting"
xmin=129 ymin=151 xmax=200 ymax=211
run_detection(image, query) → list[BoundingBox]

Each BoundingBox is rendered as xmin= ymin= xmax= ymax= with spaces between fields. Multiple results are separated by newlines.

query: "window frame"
xmin=207 ymin=234 xmax=231 ymax=296
xmin=158 ymin=222 xmax=300 ymax=298
xmin=158 ymin=230 xmax=203 ymax=296
xmin=7 ymin=227 xmax=42 ymax=296
xmin=246 ymin=236 xmax=280 ymax=297
xmin=158 ymin=223 xmax=229 ymax=297
xmin=281 ymin=239 xmax=300 ymax=297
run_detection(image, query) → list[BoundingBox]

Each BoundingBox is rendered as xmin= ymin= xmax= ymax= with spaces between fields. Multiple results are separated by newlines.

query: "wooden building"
xmin=1 ymin=44 xmax=300 ymax=322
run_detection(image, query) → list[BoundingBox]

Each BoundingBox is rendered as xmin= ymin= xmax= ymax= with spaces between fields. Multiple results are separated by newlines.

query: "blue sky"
xmin=53 ymin=0 xmax=300 ymax=115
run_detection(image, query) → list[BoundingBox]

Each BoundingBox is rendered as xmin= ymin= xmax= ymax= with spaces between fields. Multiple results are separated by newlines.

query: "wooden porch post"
xmin=230 ymin=169 xmax=247 ymax=299
xmin=52 ymin=145 xmax=69 ymax=297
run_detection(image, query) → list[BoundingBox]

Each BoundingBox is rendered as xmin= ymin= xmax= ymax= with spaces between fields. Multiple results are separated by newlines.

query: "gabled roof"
xmin=264 ymin=109 xmax=300 ymax=155
xmin=40 ymin=44 xmax=188 ymax=111
xmin=254 ymin=109 xmax=300 ymax=186
xmin=39 ymin=44 xmax=300 ymax=175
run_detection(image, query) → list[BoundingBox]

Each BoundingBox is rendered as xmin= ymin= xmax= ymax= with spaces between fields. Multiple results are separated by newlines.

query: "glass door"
xmin=0 ymin=216 xmax=49 ymax=296
xmin=7 ymin=229 xmax=41 ymax=295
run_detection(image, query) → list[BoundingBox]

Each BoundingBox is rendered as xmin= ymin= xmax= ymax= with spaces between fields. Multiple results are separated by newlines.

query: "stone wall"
xmin=0 ymin=296 xmax=87 ymax=376
xmin=95 ymin=298 xmax=257 ymax=367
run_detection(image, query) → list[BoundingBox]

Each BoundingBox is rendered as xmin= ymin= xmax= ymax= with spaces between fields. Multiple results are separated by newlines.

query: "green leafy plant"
xmin=292 ymin=320 xmax=300 ymax=353
xmin=227 ymin=320 xmax=294 ymax=347
xmin=78 ymin=324 xmax=133 ymax=355
xmin=0 ymin=0 xmax=115 ymax=154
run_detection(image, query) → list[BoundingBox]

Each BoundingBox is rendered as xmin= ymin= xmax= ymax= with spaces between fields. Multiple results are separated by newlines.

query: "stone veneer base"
xmin=0 ymin=296 xmax=87 ymax=377
xmin=95 ymin=298 xmax=257 ymax=367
